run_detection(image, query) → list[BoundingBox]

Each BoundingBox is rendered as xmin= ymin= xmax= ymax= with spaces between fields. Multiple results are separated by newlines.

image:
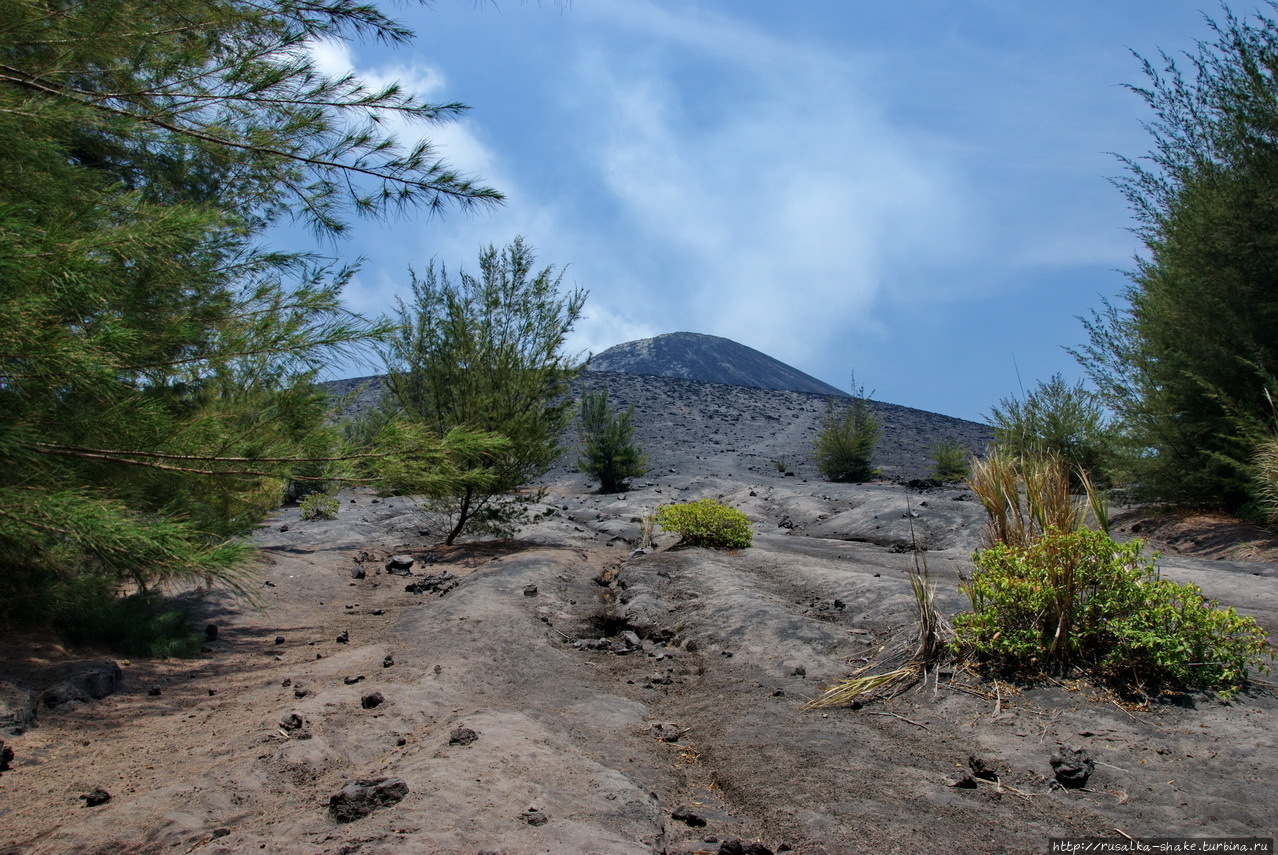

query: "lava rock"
xmin=448 ymin=726 xmax=479 ymax=746
xmin=81 ymin=787 xmax=111 ymax=807
xmin=968 ymin=755 xmax=999 ymax=781
xmin=335 ymin=630 xmax=349 ymax=644
xmin=520 ymin=806 xmax=548 ymax=826
xmin=671 ymin=805 xmax=707 ymax=827
xmin=382 ymin=655 xmax=394 ymax=668
xmin=1050 ymin=746 xmax=1095 ymax=788
xmin=404 ymin=572 xmax=457 ymax=596
xmin=0 ymin=681 xmax=38 ymax=734
xmin=280 ymin=713 xmax=305 ymax=732
xmin=41 ymin=660 xmax=123 ymax=708
xmin=328 ymin=777 xmax=409 ymax=823
xmin=384 ymin=554 xmax=415 ymax=575
xmin=360 ymin=692 xmax=384 ymax=710
xmin=650 ymin=721 xmax=685 ymax=743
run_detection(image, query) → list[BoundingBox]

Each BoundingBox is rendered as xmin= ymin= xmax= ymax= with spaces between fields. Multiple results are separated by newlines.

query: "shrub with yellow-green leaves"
xmin=655 ymin=499 xmax=752 ymax=549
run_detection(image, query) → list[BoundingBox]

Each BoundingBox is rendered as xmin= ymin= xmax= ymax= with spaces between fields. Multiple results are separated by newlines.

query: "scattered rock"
xmin=0 ymin=681 xmax=38 ymax=734
xmin=384 ymin=554 xmax=415 ymax=575
xmin=523 ymin=584 xmax=538 ymax=597
xmin=280 ymin=713 xmax=306 ymax=732
xmin=382 ymin=655 xmax=394 ymax=668
xmin=147 ymin=687 xmax=161 ymax=697
xmin=1050 ymin=746 xmax=1094 ymax=788
xmin=274 ymin=636 xmax=285 ymax=645
xmin=519 ymin=805 xmax=548 ymax=826
xmin=278 ymin=524 xmax=289 ymax=532
xmin=946 ymin=772 xmax=978 ymax=788
xmin=360 ymin=692 xmax=384 ymax=710
xmin=328 ymin=777 xmax=409 ymax=823
xmin=404 ymin=572 xmax=457 ymax=596
xmin=671 ymin=805 xmax=707 ymax=827
xmin=204 ymin=624 xmax=219 ymax=642
xmin=335 ymin=631 xmax=349 ymax=644
xmin=80 ymin=787 xmax=111 ymax=807
xmin=718 ymin=840 xmax=775 ymax=855
xmin=0 ymin=739 xmax=13 ymax=771
xmin=41 ymin=661 xmax=123 ymax=708
xmin=650 ymin=721 xmax=685 ymax=742
xmin=448 ymin=727 xmax=479 ymax=746
xmin=350 ymin=565 xmax=366 ymax=580
xmin=343 ymin=675 xmax=365 ymax=685
xmin=968 ymin=755 xmax=999 ymax=781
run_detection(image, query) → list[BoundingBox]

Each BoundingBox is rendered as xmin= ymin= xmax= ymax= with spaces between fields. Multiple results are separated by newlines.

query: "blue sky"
xmin=311 ymin=0 xmax=1243 ymax=421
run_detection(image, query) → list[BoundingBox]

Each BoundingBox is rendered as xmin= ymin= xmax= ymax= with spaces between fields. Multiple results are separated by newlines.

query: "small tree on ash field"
xmin=814 ymin=379 xmax=881 ymax=483
xmin=578 ymin=387 xmax=647 ymax=493
xmin=383 ymin=237 xmax=587 ymax=544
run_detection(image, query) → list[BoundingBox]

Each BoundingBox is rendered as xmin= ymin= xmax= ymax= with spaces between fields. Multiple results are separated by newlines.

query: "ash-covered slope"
xmin=588 ymin=331 xmax=847 ymax=397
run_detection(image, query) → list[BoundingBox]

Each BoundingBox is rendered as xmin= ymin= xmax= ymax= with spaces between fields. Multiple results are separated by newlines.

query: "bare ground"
xmin=1 ymin=378 xmax=1276 ymax=855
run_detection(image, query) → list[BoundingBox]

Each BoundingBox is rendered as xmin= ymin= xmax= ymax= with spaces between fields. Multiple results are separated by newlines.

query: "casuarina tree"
xmin=0 ymin=0 xmax=501 ymax=629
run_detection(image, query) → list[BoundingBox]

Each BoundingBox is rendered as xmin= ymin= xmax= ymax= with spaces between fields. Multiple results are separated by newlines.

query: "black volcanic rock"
xmin=588 ymin=332 xmax=847 ymax=397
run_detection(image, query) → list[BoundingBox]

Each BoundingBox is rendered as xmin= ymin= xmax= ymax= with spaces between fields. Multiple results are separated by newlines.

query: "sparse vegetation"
xmin=929 ymin=437 xmax=970 ymax=482
xmin=808 ymin=544 xmax=952 ymax=708
xmin=1073 ymin=4 xmax=1278 ymax=510
xmin=0 ymin=0 xmax=499 ymax=635
xmin=382 ymin=238 xmax=586 ymax=544
xmin=967 ymin=450 xmax=1108 ymax=549
xmin=988 ymin=374 xmax=1114 ymax=488
xmin=655 ymin=499 xmax=752 ymax=549
xmin=814 ymin=381 xmax=880 ymax=483
xmin=955 ymin=527 xmax=1273 ymax=694
xmin=577 ymin=387 xmax=647 ymax=493
xmin=299 ymin=492 xmax=340 ymax=521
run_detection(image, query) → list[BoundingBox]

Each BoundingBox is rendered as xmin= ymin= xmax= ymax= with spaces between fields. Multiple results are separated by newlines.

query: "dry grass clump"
xmin=807 ymin=501 xmax=952 ymax=709
xmin=967 ymin=450 xmax=1108 ymax=548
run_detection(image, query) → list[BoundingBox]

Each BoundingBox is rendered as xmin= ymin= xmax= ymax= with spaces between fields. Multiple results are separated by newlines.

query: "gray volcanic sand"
xmin=1 ymin=375 xmax=1276 ymax=854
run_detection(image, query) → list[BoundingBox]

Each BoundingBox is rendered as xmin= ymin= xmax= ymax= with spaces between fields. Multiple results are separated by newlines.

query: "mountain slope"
xmin=588 ymin=332 xmax=847 ymax=397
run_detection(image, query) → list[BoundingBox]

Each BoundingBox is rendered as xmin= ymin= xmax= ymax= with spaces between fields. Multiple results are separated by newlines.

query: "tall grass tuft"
xmin=967 ymin=450 xmax=1108 ymax=549
xmin=807 ymin=497 xmax=952 ymax=708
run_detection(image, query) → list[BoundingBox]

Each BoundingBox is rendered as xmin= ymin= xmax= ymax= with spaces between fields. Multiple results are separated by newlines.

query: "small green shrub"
xmin=299 ymin=491 xmax=339 ymax=520
xmin=577 ymin=387 xmax=647 ymax=493
xmin=955 ymin=527 xmax=1273 ymax=693
xmin=989 ymin=373 xmax=1115 ymax=488
xmin=814 ymin=386 xmax=880 ymax=483
xmin=59 ymin=582 xmax=204 ymax=658
xmin=930 ymin=437 xmax=970 ymax=481
xmin=655 ymin=499 xmax=752 ymax=549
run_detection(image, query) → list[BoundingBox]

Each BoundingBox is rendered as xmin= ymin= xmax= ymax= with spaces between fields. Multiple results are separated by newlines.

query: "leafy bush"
xmin=655 ymin=499 xmax=752 ymax=549
xmin=577 ymin=387 xmax=647 ymax=493
xmin=814 ymin=388 xmax=880 ymax=483
xmin=58 ymin=580 xmax=203 ymax=658
xmin=930 ymin=437 xmax=970 ymax=481
xmin=299 ymin=492 xmax=339 ymax=520
xmin=989 ymin=374 xmax=1115 ymax=488
xmin=955 ymin=527 xmax=1273 ymax=693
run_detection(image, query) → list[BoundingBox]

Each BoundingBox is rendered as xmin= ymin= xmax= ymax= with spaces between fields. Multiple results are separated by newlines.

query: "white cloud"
xmin=563 ymin=0 xmax=976 ymax=370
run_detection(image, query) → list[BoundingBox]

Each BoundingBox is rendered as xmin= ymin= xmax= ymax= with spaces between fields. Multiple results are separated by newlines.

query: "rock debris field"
xmin=1 ymin=373 xmax=1276 ymax=854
